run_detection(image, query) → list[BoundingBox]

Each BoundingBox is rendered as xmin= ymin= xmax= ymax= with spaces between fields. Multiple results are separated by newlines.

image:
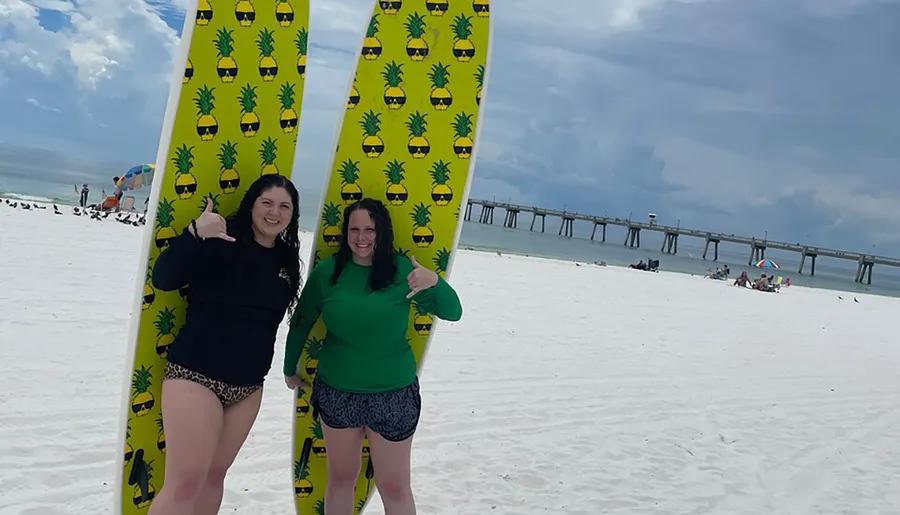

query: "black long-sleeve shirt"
xmin=152 ymin=228 xmax=294 ymax=386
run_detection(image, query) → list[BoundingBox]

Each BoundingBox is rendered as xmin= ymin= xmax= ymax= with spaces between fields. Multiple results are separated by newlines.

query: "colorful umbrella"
xmin=754 ymin=258 xmax=780 ymax=269
xmin=116 ymin=164 xmax=155 ymax=192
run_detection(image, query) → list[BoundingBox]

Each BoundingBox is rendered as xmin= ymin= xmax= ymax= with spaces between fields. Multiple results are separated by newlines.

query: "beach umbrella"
xmin=116 ymin=164 xmax=155 ymax=192
xmin=754 ymin=258 xmax=780 ymax=269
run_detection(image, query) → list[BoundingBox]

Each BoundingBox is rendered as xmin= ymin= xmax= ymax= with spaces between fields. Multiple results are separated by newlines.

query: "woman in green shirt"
xmin=284 ymin=198 xmax=462 ymax=514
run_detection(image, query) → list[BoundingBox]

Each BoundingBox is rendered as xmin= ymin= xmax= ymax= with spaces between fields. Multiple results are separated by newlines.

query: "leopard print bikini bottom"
xmin=163 ymin=361 xmax=262 ymax=409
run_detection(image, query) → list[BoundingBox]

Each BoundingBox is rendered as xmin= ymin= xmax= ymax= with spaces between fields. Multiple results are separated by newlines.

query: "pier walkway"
xmin=464 ymin=199 xmax=900 ymax=285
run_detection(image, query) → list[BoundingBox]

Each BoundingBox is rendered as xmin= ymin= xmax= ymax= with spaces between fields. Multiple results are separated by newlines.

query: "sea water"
xmin=4 ymin=171 xmax=900 ymax=299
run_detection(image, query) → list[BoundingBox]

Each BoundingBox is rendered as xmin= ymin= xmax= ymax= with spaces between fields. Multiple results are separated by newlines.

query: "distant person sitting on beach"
xmin=147 ymin=174 xmax=302 ymax=515
xmin=283 ymin=198 xmax=463 ymax=515
xmin=753 ymin=273 xmax=771 ymax=291
xmin=734 ymin=271 xmax=750 ymax=287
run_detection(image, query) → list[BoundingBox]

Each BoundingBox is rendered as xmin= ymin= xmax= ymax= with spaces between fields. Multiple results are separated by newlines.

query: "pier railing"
xmin=464 ymin=199 xmax=900 ymax=285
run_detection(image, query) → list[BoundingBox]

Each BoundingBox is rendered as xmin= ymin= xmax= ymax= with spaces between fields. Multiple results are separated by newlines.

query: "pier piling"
xmin=661 ymin=232 xmax=679 ymax=254
xmin=590 ymin=221 xmax=607 ymax=243
xmin=479 ymin=205 xmax=494 ymax=224
xmin=702 ymin=236 xmax=720 ymax=260
xmin=504 ymin=208 xmax=519 ymax=229
xmin=529 ymin=212 xmax=546 ymax=232
xmin=748 ymin=241 xmax=767 ymax=266
xmin=625 ymin=225 xmax=641 ymax=248
xmin=855 ymin=256 xmax=874 ymax=285
xmin=798 ymin=247 xmax=818 ymax=276
xmin=559 ymin=215 xmax=575 ymax=237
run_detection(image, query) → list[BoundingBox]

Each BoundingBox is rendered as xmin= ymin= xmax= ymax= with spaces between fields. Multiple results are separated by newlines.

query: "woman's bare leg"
xmin=147 ymin=379 xmax=223 ymax=515
xmin=322 ymin=421 xmax=366 ymax=515
xmin=193 ymin=387 xmax=264 ymax=515
xmin=366 ymin=430 xmax=415 ymax=515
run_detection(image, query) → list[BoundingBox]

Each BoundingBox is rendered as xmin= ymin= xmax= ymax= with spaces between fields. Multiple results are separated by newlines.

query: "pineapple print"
xmin=404 ymin=12 xmax=428 ymax=61
xmin=276 ymin=0 xmax=295 ymax=27
xmin=154 ymin=198 xmax=177 ymax=249
xmin=384 ymin=159 xmax=408 ymax=205
xmin=259 ymin=137 xmax=279 ymax=175
xmin=361 ymin=14 xmax=382 ymax=60
xmin=238 ymin=83 xmax=260 ymax=137
xmin=124 ymin=423 xmax=133 ymax=462
xmin=427 ymin=0 xmax=448 ymax=16
xmin=428 ymin=62 xmax=452 ymax=111
xmin=235 ymin=0 xmax=255 ymax=27
xmin=294 ymin=27 xmax=308 ymax=77
xmin=154 ymin=306 xmax=177 ymax=357
xmin=360 ymin=110 xmax=384 ymax=158
xmin=348 ymin=76 xmax=360 ymax=110
xmin=321 ymin=202 xmax=342 ymax=247
xmin=172 ymin=144 xmax=197 ymax=200
xmin=131 ymin=365 xmax=155 ymax=417
xmin=474 ymin=64 xmax=484 ymax=105
xmin=382 ymin=60 xmax=406 ymax=110
xmin=410 ymin=202 xmax=434 ymax=247
xmin=310 ymin=419 xmax=327 ymax=457
xmin=279 ymin=82 xmax=298 ymax=133
xmin=474 ymin=0 xmax=490 ymax=17
xmin=218 ymin=140 xmax=240 ymax=193
xmin=156 ymin=413 xmax=166 ymax=453
xmin=295 ymin=386 xmax=310 ymax=415
xmin=214 ymin=27 xmax=238 ymax=83
xmin=142 ymin=263 xmax=155 ymax=311
xmin=406 ymin=110 xmax=430 ymax=159
xmin=452 ymin=112 xmax=474 ymax=159
xmin=257 ymin=28 xmax=278 ymax=81
xmin=198 ymin=192 xmax=221 ymax=214
xmin=194 ymin=85 xmax=218 ymax=141
xmin=314 ymin=499 xmax=326 ymax=515
xmin=451 ymin=14 xmax=475 ymax=62
xmin=380 ymin=0 xmax=401 ymax=15
xmin=293 ymin=459 xmax=313 ymax=497
xmin=355 ymin=498 xmax=368 ymax=515
xmin=433 ymin=248 xmax=450 ymax=279
xmin=196 ymin=0 xmax=212 ymax=26
xmin=338 ymin=159 xmax=363 ymax=202
xmin=413 ymin=301 xmax=433 ymax=335
xmin=304 ymin=336 xmax=324 ymax=376
xmin=429 ymin=160 xmax=453 ymax=206
xmin=131 ymin=459 xmax=156 ymax=508
xmin=184 ymin=59 xmax=193 ymax=84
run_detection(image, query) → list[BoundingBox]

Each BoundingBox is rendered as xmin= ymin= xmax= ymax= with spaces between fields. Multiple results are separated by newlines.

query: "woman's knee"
xmin=375 ymin=475 xmax=413 ymax=502
xmin=204 ymin=466 xmax=228 ymax=490
xmin=327 ymin=455 xmax=362 ymax=487
xmin=165 ymin=468 xmax=209 ymax=503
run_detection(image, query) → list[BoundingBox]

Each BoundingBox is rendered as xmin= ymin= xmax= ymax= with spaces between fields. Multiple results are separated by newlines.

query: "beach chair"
xmin=120 ymin=196 xmax=136 ymax=213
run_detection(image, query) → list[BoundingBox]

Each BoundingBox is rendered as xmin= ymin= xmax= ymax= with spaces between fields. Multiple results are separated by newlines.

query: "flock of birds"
xmin=1 ymin=198 xmax=147 ymax=226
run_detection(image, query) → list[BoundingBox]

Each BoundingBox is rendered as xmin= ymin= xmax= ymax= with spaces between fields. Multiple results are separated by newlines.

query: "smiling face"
xmin=347 ymin=207 xmax=377 ymax=265
xmin=251 ymin=186 xmax=294 ymax=245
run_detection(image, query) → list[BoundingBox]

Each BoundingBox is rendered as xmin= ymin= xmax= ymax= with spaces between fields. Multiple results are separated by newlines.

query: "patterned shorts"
xmin=163 ymin=361 xmax=262 ymax=409
xmin=310 ymin=375 xmax=421 ymax=442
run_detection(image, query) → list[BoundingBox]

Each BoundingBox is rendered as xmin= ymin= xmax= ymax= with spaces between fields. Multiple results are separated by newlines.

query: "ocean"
xmin=4 ymin=168 xmax=900 ymax=299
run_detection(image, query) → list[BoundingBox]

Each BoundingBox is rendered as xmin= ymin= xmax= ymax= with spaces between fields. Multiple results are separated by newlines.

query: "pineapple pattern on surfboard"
xmin=115 ymin=0 xmax=309 ymax=512
xmin=290 ymin=1 xmax=491 ymax=514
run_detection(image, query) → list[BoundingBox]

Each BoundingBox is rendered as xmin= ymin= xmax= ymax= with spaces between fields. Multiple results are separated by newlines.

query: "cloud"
xmin=1 ymin=0 xmax=900 ymax=255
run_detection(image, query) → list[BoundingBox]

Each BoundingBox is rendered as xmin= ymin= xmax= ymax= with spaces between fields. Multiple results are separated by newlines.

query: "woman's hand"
xmin=406 ymin=255 xmax=439 ymax=299
xmin=285 ymin=374 xmax=311 ymax=390
xmin=192 ymin=198 xmax=235 ymax=242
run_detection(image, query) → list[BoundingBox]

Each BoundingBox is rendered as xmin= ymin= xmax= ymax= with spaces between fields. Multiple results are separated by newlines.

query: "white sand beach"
xmin=1 ymin=200 xmax=899 ymax=515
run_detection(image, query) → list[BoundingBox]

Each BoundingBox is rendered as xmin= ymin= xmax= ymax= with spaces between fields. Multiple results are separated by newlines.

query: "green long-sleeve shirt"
xmin=283 ymin=254 xmax=463 ymax=393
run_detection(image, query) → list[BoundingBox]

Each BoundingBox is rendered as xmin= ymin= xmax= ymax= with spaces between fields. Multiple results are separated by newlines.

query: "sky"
xmin=1 ymin=0 xmax=899 ymax=254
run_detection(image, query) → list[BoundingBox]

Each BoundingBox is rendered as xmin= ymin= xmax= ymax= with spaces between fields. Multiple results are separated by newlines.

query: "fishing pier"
xmin=464 ymin=199 xmax=900 ymax=285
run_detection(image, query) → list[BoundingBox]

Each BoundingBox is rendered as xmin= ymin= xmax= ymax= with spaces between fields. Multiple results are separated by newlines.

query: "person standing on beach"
xmin=283 ymin=198 xmax=463 ymax=515
xmin=75 ymin=183 xmax=89 ymax=207
xmin=148 ymin=174 xmax=302 ymax=515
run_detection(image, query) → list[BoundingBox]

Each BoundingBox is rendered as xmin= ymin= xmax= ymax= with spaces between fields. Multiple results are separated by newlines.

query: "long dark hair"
xmin=225 ymin=174 xmax=304 ymax=314
xmin=330 ymin=198 xmax=397 ymax=292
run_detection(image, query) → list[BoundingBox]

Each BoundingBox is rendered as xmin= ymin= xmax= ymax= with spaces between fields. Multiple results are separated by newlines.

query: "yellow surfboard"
xmin=114 ymin=0 xmax=309 ymax=511
xmin=289 ymin=1 xmax=492 ymax=513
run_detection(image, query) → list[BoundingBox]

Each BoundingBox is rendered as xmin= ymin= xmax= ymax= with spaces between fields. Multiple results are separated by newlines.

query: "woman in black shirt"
xmin=147 ymin=174 xmax=302 ymax=514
